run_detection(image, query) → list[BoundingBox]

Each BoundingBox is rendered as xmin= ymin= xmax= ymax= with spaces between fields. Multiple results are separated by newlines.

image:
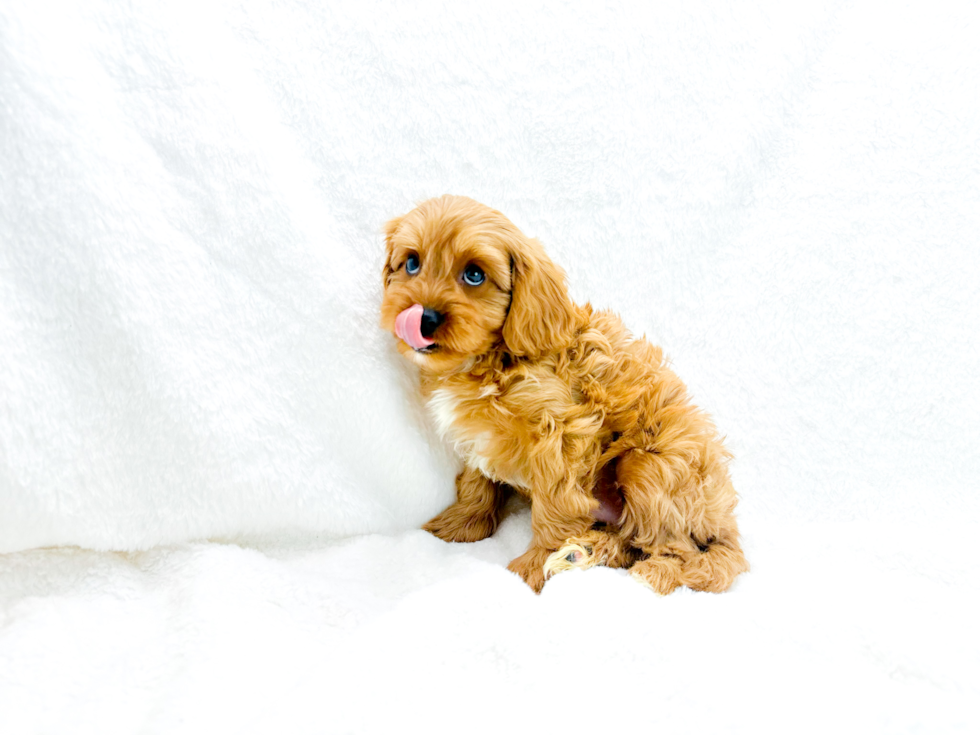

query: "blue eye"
xmin=405 ymin=254 xmax=421 ymax=275
xmin=463 ymin=264 xmax=485 ymax=286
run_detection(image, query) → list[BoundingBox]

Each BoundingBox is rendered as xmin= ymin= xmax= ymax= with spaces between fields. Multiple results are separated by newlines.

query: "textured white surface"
xmin=1 ymin=511 xmax=977 ymax=734
xmin=1 ymin=1 xmax=978 ymax=732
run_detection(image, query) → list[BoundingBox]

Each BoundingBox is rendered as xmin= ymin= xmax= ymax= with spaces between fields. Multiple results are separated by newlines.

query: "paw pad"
xmin=544 ymin=540 xmax=599 ymax=580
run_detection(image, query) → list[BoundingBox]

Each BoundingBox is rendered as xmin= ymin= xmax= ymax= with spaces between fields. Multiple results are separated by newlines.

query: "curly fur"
xmin=380 ymin=195 xmax=748 ymax=593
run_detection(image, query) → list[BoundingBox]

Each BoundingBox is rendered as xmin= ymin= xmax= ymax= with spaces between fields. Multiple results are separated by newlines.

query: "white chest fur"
xmin=426 ymin=388 xmax=525 ymax=488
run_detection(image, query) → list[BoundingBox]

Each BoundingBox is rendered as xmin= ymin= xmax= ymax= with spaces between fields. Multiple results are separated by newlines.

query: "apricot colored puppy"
xmin=381 ymin=195 xmax=748 ymax=594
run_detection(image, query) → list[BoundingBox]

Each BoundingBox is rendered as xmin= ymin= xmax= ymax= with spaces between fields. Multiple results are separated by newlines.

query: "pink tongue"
xmin=395 ymin=304 xmax=435 ymax=350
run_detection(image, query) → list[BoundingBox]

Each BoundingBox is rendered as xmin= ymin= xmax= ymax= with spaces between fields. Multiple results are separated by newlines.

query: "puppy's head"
xmin=380 ymin=195 xmax=576 ymax=373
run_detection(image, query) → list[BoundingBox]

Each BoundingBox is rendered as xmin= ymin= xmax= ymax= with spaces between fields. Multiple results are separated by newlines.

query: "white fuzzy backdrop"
xmin=1 ymin=1 xmax=979 ymax=733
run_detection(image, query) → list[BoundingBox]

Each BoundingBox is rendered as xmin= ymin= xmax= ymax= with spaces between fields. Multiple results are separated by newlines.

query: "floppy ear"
xmin=381 ymin=215 xmax=403 ymax=287
xmin=502 ymin=236 xmax=577 ymax=358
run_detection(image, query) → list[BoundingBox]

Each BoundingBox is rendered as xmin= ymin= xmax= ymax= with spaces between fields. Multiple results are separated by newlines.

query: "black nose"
xmin=420 ymin=308 xmax=444 ymax=338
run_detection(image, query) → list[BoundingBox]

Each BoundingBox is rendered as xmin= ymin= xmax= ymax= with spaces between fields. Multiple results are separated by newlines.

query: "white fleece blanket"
xmin=1 ymin=1 xmax=978 ymax=732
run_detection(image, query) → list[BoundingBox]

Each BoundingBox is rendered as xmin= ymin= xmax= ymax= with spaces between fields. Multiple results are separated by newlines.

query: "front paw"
xmin=506 ymin=549 xmax=550 ymax=593
xmin=423 ymin=506 xmax=496 ymax=543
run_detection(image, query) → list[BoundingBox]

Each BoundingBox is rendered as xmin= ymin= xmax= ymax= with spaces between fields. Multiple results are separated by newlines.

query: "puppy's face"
xmin=380 ymin=196 xmax=514 ymax=373
xmin=381 ymin=195 xmax=577 ymax=373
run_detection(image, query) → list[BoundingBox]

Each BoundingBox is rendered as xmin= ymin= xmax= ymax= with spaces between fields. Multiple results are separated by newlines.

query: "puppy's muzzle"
xmin=395 ymin=304 xmax=444 ymax=351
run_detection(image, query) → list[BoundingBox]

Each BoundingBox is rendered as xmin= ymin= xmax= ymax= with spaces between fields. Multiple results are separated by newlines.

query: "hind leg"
xmin=629 ymin=536 xmax=699 ymax=594
xmin=543 ymin=529 xmax=635 ymax=580
xmin=616 ymin=448 xmax=747 ymax=594
xmin=632 ymin=532 xmax=748 ymax=594
xmin=681 ymin=530 xmax=749 ymax=593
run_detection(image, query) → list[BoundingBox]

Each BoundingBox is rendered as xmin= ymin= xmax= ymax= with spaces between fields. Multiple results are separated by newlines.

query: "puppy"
xmin=380 ymin=195 xmax=748 ymax=593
